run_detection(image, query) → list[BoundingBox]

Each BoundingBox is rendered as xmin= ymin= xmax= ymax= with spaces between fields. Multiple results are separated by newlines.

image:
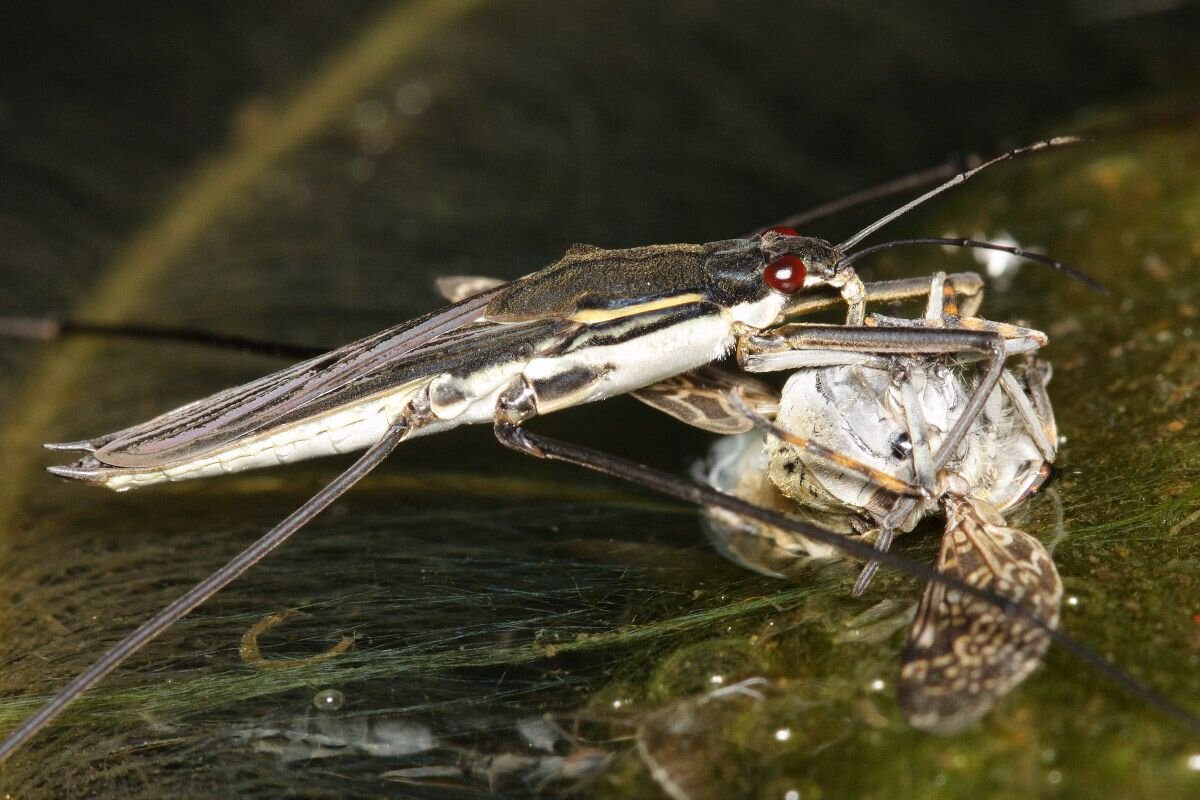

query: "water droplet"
xmin=313 ymin=688 xmax=345 ymax=711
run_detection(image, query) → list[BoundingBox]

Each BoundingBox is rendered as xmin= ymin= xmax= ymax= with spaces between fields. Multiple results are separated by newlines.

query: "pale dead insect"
xmin=702 ymin=272 xmax=1063 ymax=732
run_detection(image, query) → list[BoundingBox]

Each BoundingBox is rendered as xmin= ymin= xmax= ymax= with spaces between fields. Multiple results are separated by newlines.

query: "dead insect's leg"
xmin=999 ymin=368 xmax=1057 ymax=462
xmin=922 ymin=270 xmax=982 ymax=320
xmin=894 ymin=365 xmax=937 ymax=493
xmin=727 ymin=390 xmax=926 ymax=499
xmin=849 ymin=360 xmax=943 ymax=596
xmin=1007 ymin=355 xmax=1058 ymax=459
xmin=0 ymin=391 xmax=435 ymax=763
xmin=890 ymin=271 xmax=985 ymax=317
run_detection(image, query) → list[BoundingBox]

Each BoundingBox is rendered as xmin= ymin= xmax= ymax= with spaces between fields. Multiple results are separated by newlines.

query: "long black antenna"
xmin=841 ymin=237 xmax=1108 ymax=294
xmin=837 ymin=137 xmax=1085 ymax=251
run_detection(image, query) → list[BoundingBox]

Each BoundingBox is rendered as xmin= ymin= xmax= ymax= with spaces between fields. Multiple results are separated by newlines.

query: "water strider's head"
xmin=703 ymin=225 xmax=862 ymax=328
xmin=757 ymin=226 xmax=855 ymax=291
xmin=710 ymin=135 xmax=1089 ymax=326
xmin=756 ymin=226 xmax=866 ymax=323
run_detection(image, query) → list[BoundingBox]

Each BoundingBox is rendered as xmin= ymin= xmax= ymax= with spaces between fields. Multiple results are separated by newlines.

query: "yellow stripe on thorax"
xmin=567 ymin=292 xmax=705 ymax=324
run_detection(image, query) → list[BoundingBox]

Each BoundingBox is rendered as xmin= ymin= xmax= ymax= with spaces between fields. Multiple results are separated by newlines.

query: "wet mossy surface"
xmin=1 ymin=2 xmax=1199 ymax=797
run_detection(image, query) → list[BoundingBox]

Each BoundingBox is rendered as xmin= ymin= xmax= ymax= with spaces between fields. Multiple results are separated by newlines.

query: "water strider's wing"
xmin=48 ymin=288 xmax=518 ymax=470
xmin=899 ymin=496 xmax=1062 ymax=734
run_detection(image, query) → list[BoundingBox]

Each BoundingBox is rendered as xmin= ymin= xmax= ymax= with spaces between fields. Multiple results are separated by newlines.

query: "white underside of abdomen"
xmin=99 ymin=311 xmax=735 ymax=491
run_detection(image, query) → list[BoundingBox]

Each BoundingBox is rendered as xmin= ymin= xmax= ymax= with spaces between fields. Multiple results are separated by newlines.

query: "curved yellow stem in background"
xmin=0 ymin=0 xmax=487 ymax=521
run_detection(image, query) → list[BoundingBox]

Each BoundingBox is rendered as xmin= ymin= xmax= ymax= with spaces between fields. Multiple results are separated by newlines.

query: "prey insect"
xmin=0 ymin=137 xmax=1143 ymax=763
xmin=702 ymin=272 xmax=1062 ymax=732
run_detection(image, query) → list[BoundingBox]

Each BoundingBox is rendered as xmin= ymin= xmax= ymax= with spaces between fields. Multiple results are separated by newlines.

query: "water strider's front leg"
xmin=740 ymin=324 xmax=1008 ymax=431
xmin=628 ymin=272 xmax=986 ymax=435
xmin=781 ymin=270 xmax=984 ymax=320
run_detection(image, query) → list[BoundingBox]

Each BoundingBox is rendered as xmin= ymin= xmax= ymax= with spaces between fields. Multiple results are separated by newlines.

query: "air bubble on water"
xmin=313 ymin=688 xmax=345 ymax=712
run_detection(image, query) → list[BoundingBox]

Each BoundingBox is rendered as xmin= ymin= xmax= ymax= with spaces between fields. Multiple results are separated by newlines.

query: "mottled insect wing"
xmin=899 ymin=496 xmax=1063 ymax=734
xmin=630 ymin=365 xmax=779 ymax=434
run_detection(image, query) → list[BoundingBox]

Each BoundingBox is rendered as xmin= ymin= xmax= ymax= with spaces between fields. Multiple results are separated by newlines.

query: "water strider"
xmin=4 ymin=137 xmax=1195 ymax=765
xmin=703 ymin=272 xmax=1063 ymax=732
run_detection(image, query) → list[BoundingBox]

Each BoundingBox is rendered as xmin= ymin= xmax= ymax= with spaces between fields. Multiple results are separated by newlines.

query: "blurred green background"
xmin=1 ymin=1 xmax=1199 ymax=797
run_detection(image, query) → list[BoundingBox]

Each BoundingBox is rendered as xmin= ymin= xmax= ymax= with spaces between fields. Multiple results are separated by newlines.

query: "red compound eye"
xmin=764 ymin=255 xmax=807 ymax=294
xmin=765 ymin=226 xmax=799 ymax=236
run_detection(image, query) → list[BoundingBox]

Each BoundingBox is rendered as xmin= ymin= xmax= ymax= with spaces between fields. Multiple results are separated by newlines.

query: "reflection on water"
xmin=234 ymin=690 xmax=611 ymax=794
